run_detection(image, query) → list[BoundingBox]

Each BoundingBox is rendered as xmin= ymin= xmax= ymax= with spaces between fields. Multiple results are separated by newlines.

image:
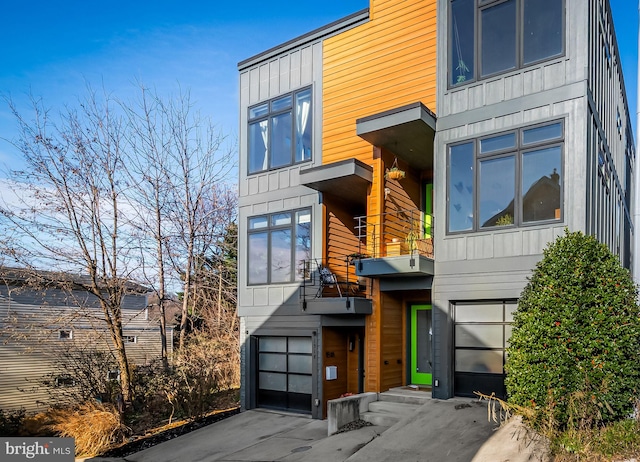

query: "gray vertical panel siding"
xmin=436 ymin=95 xmax=585 ymax=264
xmin=431 ymin=0 xmax=631 ymax=398
xmin=237 ymin=38 xmax=324 ymax=317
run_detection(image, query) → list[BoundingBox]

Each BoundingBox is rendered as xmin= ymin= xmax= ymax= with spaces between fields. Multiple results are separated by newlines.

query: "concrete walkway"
xmin=81 ymin=398 xmax=550 ymax=462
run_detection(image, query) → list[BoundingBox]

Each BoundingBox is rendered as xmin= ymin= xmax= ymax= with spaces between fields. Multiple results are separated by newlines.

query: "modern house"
xmin=0 ymin=269 xmax=173 ymax=413
xmin=237 ymin=0 xmax=635 ymax=419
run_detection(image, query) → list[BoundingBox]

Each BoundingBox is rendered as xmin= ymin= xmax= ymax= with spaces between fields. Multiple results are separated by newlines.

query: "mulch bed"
xmin=100 ymin=407 xmax=240 ymax=458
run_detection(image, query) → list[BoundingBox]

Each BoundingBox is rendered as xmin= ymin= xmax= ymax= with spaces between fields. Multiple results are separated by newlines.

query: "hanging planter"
xmin=384 ymin=158 xmax=406 ymax=180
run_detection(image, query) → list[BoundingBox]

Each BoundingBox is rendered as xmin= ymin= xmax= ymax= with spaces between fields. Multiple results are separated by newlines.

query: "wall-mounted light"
xmin=384 ymin=187 xmax=391 ymax=199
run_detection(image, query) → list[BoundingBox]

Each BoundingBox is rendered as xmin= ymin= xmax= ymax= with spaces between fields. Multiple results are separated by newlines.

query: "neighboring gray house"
xmin=0 ymin=269 xmax=173 ymax=413
xmin=237 ymin=0 xmax=635 ymax=418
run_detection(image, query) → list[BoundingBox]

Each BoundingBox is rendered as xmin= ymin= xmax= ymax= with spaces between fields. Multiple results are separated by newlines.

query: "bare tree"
xmin=0 ymin=83 xmax=238 ymax=409
xmin=121 ymin=85 xmax=236 ymax=352
xmin=0 ymin=89 xmax=139 ymax=403
xmin=119 ymin=86 xmax=175 ymax=368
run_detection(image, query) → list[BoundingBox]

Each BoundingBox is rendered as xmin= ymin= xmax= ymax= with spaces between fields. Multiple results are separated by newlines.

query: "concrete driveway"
xmin=81 ymin=398 xmax=549 ymax=462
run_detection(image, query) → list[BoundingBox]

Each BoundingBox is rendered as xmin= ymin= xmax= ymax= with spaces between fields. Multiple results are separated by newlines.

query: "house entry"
xmin=410 ymin=304 xmax=432 ymax=386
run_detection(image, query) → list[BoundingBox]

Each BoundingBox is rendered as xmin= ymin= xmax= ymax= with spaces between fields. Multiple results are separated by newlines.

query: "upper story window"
xmin=447 ymin=121 xmax=564 ymax=233
xmin=248 ymin=87 xmax=312 ymax=174
xmin=247 ymin=209 xmax=312 ymax=285
xmin=450 ymin=0 xmax=564 ymax=86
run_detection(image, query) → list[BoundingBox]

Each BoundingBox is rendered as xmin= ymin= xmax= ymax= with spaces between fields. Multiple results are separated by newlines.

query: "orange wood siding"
xmin=382 ymin=150 xmax=422 ymax=251
xmin=322 ymin=327 xmax=364 ymax=415
xmin=322 ymin=327 xmax=348 ymax=416
xmin=347 ymin=331 xmax=361 ymax=393
xmin=365 ymin=280 xmax=381 ymax=391
xmin=322 ymin=0 xmax=437 ymax=188
xmin=365 ymin=286 xmax=405 ymax=392
xmin=324 ymin=198 xmax=362 ymax=282
xmin=323 ymin=0 xmax=437 ymax=394
xmin=380 ymin=291 xmax=404 ymax=391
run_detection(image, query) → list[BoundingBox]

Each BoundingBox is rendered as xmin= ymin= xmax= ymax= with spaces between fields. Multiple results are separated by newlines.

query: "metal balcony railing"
xmin=354 ymin=208 xmax=434 ymax=259
xmin=300 ymin=256 xmax=369 ymax=302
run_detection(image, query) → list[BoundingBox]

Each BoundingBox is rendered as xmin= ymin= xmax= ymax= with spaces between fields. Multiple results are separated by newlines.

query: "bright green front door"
xmin=411 ymin=304 xmax=433 ymax=386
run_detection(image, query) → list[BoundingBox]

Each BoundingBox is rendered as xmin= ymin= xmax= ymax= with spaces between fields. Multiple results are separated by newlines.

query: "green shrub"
xmin=506 ymin=230 xmax=640 ymax=429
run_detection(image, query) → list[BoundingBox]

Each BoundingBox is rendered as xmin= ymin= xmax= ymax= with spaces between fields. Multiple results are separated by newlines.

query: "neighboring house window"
xmin=248 ymin=87 xmax=312 ymax=174
xmin=447 ymin=121 xmax=563 ymax=233
xmin=123 ymin=335 xmax=137 ymax=343
xmin=107 ymin=370 xmax=120 ymax=381
xmin=248 ymin=209 xmax=312 ymax=285
xmin=449 ymin=0 xmax=564 ymax=86
xmin=55 ymin=376 xmax=75 ymax=387
xmin=58 ymin=330 xmax=73 ymax=340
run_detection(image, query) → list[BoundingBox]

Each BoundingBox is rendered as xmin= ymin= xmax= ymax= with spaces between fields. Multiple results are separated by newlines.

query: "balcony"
xmin=353 ymin=209 xmax=434 ymax=278
xmin=300 ymin=257 xmax=372 ymax=315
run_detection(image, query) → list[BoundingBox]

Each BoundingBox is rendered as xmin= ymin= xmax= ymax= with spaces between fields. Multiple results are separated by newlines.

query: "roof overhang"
xmin=356 ymin=102 xmax=436 ymax=170
xmin=299 ymin=158 xmax=373 ymax=207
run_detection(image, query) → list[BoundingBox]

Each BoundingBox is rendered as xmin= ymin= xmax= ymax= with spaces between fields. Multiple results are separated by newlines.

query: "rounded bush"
xmin=506 ymin=230 xmax=640 ymax=428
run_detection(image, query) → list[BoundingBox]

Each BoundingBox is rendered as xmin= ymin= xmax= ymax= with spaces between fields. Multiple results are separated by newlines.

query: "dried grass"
xmin=47 ymin=402 xmax=129 ymax=457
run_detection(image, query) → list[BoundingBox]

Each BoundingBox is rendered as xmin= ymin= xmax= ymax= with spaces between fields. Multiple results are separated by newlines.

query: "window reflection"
xmin=447 ymin=121 xmax=564 ymax=232
xmin=271 ymin=229 xmax=292 ymax=283
xmin=295 ymin=89 xmax=312 ymax=162
xmin=450 ymin=0 xmax=564 ymax=86
xmin=480 ymin=156 xmax=515 ymax=227
xmin=522 ymin=147 xmax=562 ymax=222
xmin=481 ymin=0 xmax=517 ymax=76
xmin=451 ymin=0 xmax=475 ymax=85
xmin=523 ymin=0 xmax=563 ymax=65
xmin=247 ymin=209 xmax=312 ymax=285
xmin=448 ymin=142 xmax=474 ymax=232
xmin=270 ymin=113 xmax=292 ymax=169
xmin=248 ymin=232 xmax=268 ymax=284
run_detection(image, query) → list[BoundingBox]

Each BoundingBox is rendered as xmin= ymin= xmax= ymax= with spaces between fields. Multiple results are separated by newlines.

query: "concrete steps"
xmin=361 ymin=401 xmax=421 ymax=427
xmin=379 ymin=387 xmax=432 ymax=406
xmin=361 ymin=388 xmax=432 ymax=427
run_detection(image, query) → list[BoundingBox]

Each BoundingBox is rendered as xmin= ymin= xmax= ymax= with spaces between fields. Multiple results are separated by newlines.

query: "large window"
xmin=447 ymin=121 xmax=563 ymax=233
xmin=449 ymin=0 xmax=564 ymax=86
xmin=248 ymin=209 xmax=311 ymax=285
xmin=248 ymin=87 xmax=312 ymax=174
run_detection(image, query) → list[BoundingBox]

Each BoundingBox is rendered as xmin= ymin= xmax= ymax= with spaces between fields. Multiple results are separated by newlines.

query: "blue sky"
xmin=0 ymin=0 xmax=637 ymax=170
